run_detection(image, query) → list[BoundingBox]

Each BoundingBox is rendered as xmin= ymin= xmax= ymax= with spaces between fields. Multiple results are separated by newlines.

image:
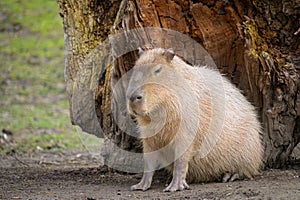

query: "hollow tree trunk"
xmin=57 ymin=0 xmax=300 ymax=168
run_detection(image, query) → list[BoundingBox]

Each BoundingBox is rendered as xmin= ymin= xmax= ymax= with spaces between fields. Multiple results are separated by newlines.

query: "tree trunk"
xmin=57 ymin=0 xmax=300 ymax=169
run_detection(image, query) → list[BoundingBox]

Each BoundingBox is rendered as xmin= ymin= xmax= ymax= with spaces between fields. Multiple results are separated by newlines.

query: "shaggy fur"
xmin=127 ymin=48 xmax=263 ymax=191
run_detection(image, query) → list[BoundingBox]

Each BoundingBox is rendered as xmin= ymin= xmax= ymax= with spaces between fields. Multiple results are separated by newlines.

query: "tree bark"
xmin=58 ymin=0 xmax=300 ymax=168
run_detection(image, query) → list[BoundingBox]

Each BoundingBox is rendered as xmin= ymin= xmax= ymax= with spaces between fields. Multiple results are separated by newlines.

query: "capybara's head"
xmin=126 ymin=48 xmax=176 ymax=117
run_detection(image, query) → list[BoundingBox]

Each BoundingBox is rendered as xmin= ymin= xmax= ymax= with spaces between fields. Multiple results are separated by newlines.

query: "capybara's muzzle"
xmin=127 ymin=88 xmax=145 ymax=116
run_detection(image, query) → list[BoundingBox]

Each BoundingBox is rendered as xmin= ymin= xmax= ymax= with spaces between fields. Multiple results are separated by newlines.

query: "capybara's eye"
xmin=153 ymin=65 xmax=162 ymax=75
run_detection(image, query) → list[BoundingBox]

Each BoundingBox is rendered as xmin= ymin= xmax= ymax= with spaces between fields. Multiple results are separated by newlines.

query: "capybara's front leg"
xmin=163 ymin=157 xmax=190 ymax=192
xmin=131 ymin=143 xmax=155 ymax=191
xmin=131 ymin=171 xmax=154 ymax=191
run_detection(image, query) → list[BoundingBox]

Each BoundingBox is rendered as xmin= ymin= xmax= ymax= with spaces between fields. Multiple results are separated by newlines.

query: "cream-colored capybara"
xmin=126 ymin=48 xmax=263 ymax=192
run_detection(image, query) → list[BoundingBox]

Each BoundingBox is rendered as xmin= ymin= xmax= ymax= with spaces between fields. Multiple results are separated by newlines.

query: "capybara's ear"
xmin=162 ymin=48 xmax=175 ymax=62
xmin=138 ymin=47 xmax=144 ymax=55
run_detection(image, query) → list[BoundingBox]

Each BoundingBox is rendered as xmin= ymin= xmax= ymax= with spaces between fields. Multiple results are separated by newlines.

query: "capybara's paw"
xmin=163 ymin=179 xmax=190 ymax=192
xmin=222 ymin=173 xmax=239 ymax=183
xmin=130 ymin=181 xmax=151 ymax=191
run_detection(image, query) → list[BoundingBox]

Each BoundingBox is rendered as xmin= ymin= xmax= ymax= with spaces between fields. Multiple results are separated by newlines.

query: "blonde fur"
xmin=128 ymin=48 xmax=263 ymax=185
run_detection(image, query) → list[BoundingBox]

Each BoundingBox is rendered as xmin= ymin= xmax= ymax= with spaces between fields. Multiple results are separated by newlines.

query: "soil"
xmin=1 ymin=150 xmax=300 ymax=200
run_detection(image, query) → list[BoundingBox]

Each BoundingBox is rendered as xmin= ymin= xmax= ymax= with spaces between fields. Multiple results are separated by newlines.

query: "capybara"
xmin=125 ymin=48 xmax=263 ymax=192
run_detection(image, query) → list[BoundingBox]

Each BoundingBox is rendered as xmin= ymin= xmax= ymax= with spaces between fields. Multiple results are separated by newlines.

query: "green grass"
xmin=0 ymin=0 xmax=62 ymax=36
xmin=1 ymin=103 xmax=69 ymax=131
xmin=0 ymin=0 xmax=102 ymax=154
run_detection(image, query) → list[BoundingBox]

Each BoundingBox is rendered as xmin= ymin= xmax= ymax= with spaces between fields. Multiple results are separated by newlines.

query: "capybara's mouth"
xmin=132 ymin=109 xmax=147 ymax=116
xmin=128 ymin=104 xmax=147 ymax=117
xmin=127 ymin=99 xmax=146 ymax=116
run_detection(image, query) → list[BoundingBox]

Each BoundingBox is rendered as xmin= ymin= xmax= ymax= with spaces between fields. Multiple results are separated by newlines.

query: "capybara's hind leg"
xmin=222 ymin=173 xmax=239 ymax=183
xmin=229 ymin=173 xmax=239 ymax=182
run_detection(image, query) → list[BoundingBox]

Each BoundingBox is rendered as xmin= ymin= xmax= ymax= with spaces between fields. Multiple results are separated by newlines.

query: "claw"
xmin=222 ymin=173 xmax=231 ymax=183
xmin=229 ymin=173 xmax=239 ymax=182
xmin=130 ymin=184 xmax=150 ymax=191
xmin=163 ymin=179 xmax=190 ymax=192
xmin=131 ymin=171 xmax=154 ymax=191
xmin=222 ymin=173 xmax=239 ymax=183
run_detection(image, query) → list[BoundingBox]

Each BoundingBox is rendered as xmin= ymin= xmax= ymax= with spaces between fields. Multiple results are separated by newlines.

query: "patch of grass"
xmin=9 ymin=130 xmax=81 ymax=154
xmin=0 ymin=0 xmax=102 ymax=154
xmin=1 ymin=102 xmax=69 ymax=131
xmin=0 ymin=0 xmax=63 ymax=36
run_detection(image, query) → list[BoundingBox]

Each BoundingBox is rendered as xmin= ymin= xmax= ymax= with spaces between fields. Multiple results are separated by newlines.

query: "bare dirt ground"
xmin=1 ymin=151 xmax=300 ymax=200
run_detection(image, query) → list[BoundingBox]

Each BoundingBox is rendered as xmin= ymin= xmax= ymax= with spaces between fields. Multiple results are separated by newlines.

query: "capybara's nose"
xmin=129 ymin=90 xmax=143 ymax=102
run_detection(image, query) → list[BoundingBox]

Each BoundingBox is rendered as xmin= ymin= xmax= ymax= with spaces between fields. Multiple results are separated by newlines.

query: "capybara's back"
xmin=127 ymin=48 xmax=263 ymax=192
xmin=184 ymin=66 xmax=263 ymax=182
